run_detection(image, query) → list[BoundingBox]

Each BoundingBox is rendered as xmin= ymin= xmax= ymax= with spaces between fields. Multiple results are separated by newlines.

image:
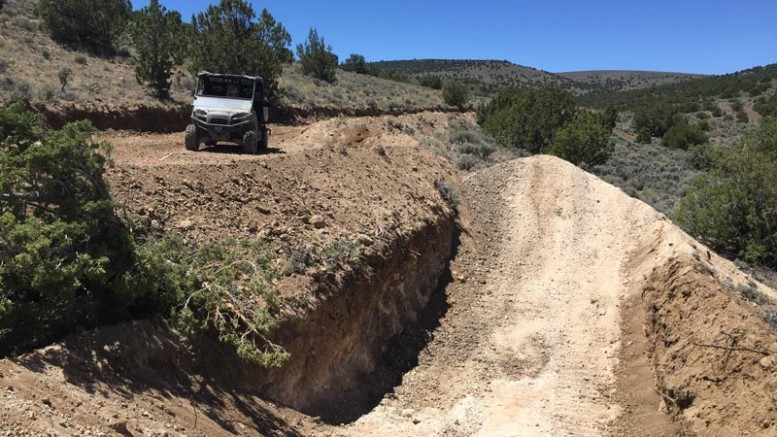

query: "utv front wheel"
xmin=242 ymin=130 xmax=257 ymax=154
xmin=184 ymin=124 xmax=199 ymax=151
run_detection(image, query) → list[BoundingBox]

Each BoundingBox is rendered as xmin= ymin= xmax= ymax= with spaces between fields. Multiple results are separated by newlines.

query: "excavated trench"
xmin=249 ymin=213 xmax=460 ymax=424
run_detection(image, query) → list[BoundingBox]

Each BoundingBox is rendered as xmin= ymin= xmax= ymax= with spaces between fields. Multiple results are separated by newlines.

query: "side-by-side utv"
xmin=185 ymin=71 xmax=270 ymax=154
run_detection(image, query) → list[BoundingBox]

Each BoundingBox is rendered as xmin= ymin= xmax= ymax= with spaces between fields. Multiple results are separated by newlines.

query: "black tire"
xmin=258 ymin=129 xmax=268 ymax=151
xmin=242 ymin=130 xmax=257 ymax=154
xmin=184 ymin=124 xmax=199 ymax=151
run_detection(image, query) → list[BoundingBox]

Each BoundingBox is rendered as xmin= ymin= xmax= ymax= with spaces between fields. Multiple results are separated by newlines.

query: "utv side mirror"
xmin=263 ymin=107 xmax=269 ymax=123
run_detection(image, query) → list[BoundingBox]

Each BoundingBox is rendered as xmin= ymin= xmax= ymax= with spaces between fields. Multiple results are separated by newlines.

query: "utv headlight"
xmin=193 ymin=109 xmax=207 ymax=119
xmin=231 ymin=112 xmax=250 ymax=122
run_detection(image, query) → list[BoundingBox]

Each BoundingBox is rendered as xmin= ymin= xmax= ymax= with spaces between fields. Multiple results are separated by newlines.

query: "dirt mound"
xmin=333 ymin=156 xmax=777 ymax=436
xmin=623 ymin=255 xmax=777 ymax=436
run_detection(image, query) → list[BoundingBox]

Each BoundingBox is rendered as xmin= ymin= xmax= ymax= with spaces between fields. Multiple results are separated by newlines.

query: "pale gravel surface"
xmin=329 ymin=156 xmax=657 ymax=436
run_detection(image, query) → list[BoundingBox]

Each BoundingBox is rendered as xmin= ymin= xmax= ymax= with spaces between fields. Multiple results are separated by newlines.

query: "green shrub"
xmin=748 ymin=116 xmax=777 ymax=154
xmin=170 ymin=237 xmax=287 ymax=367
xmin=480 ymin=85 xmax=576 ymax=153
xmin=0 ymin=102 xmax=288 ymax=367
xmin=675 ymin=119 xmax=777 ymax=266
xmin=754 ymin=93 xmax=777 ymax=117
xmin=601 ymin=104 xmax=618 ymax=130
xmin=0 ymin=102 xmax=137 ymax=354
xmin=636 ymin=127 xmax=652 ymax=144
xmin=36 ymin=0 xmax=131 ymax=54
xmin=737 ymin=110 xmax=749 ymax=123
xmin=296 ymin=28 xmax=338 ymax=83
xmin=341 ymin=54 xmax=369 ymax=75
xmin=442 ymin=80 xmax=469 ymax=107
xmin=457 ymin=155 xmax=478 ymax=170
xmin=419 ymin=75 xmax=443 ymax=90
xmin=686 ymin=144 xmax=720 ymax=171
xmin=711 ymin=105 xmax=723 ymax=117
xmin=547 ymin=111 xmax=614 ymax=166
xmin=450 ymin=127 xmax=496 ymax=159
xmin=661 ymin=117 xmax=708 ymax=150
xmin=633 ymin=102 xmax=679 ymax=137
xmin=380 ymin=70 xmax=410 ymax=83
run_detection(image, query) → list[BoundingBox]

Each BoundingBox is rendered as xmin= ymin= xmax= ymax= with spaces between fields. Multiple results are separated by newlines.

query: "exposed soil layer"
xmin=35 ymin=102 xmax=192 ymax=132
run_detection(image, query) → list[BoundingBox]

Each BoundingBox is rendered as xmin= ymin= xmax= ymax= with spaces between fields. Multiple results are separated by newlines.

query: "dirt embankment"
xmin=33 ymin=100 xmax=463 ymax=132
xmin=0 ymin=112 xmax=467 ymax=436
xmin=620 ymin=252 xmax=777 ymax=436
xmin=35 ymin=102 xmax=192 ymax=132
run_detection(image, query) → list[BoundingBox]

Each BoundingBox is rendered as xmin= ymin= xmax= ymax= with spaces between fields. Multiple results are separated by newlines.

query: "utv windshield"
xmin=197 ymin=75 xmax=256 ymax=100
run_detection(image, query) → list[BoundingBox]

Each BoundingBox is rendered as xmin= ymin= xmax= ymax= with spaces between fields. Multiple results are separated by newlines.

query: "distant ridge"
xmin=369 ymin=59 xmax=577 ymax=96
xmin=367 ymin=60 xmax=705 ymax=96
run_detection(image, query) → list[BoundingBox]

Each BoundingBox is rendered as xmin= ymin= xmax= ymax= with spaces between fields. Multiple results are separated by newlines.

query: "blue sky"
xmin=134 ymin=0 xmax=776 ymax=75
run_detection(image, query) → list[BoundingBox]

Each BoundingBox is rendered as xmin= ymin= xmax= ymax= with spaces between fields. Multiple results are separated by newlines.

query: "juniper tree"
xmin=296 ymin=28 xmax=338 ymax=83
xmin=128 ymin=0 xmax=186 ymax=98
xmin=36 ymin=0 xmax=132 ymax=54
xmin=190 ymin=0 xmax=288 ymax=102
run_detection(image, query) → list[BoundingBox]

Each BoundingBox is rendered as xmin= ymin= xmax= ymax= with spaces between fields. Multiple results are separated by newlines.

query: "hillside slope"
xmin=558 ymin=70 xmax=705 ymax=92
xmin=0 ymin=1 xmax=449 ymax=127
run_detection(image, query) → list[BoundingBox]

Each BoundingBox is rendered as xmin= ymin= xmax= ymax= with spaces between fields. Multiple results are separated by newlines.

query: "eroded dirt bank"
xmin=34 ymin=101 xmax=461 ymax=132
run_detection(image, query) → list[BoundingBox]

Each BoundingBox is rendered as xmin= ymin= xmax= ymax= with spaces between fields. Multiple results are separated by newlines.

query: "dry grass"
xmin=0 ymin=5 xmax=193 ymax=107
xmin=279 ymin=63 xmax=446 ymax=112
